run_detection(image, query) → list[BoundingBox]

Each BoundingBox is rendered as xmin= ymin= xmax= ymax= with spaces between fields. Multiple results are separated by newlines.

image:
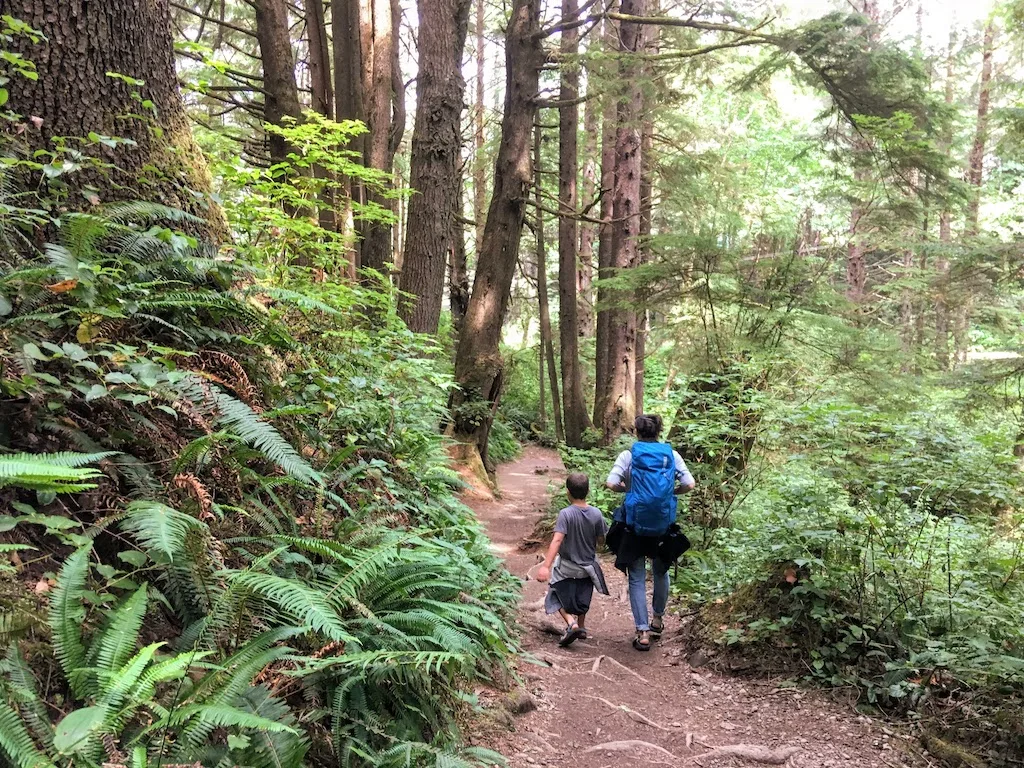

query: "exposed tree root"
xmin=590 ymin=653 xmax=651 ymax=684
xmin=690 ymin=744 xmax=802 ymax=765
xmin=582 ymin=739 xmax=678 ymax=762
xmin=581 ymin=693 xmax=670 ymax=731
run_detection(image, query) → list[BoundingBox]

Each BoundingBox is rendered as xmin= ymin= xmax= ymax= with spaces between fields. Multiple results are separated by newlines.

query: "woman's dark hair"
xmin=566 ymin=472 xmax=589 ymax=500
xmin=635 ymin=414 xmax=663 ymax=439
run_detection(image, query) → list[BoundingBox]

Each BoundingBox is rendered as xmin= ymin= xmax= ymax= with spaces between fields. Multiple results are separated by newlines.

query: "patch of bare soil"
xmin=464 ymin=446 xmax=929 ymax=768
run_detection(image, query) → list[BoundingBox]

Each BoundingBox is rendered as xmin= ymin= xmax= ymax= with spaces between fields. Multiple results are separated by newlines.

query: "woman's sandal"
xmin=632 ymin=630 xmax=651 ymax=651
xmin=650 ymin=614 xmax=665 ymax=637
xmin=559 ymin=622 xmax=583 ymax=647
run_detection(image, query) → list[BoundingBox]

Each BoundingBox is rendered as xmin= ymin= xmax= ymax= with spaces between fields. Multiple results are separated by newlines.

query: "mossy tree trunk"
xmin=1 ymin=0 xmax=223 ymax=236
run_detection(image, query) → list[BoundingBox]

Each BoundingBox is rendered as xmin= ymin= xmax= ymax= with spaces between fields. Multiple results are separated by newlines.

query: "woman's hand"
xmin=535 ymin=565 xmax=550 ymax=582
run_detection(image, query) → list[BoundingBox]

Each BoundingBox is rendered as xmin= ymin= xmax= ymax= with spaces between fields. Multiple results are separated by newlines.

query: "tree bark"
xmin=557 ymin=0 xmax=592 ymax=447
xmin=333 ymin=0 xmax=365 ymax=278
xmin=636 ymin=112 xmax=653 ymax=414
xmin=596 ymin=0 xmax=643 ymax=445
xmin=397 ymin=0 xmax=471 ymax=333
xmin=255 ymin=0 xmax=304 ymax=167
xmin=450 ymin=0 xmax=543 ymax=468
xmin=1 ymin=0 xmax=222 ymax=235
xmin=593 ymin=5 xmax=618 ymax=427
xmin=472 ymin=0 xmax=487 ymax=256
xmin=536 ymin=123 xmax=564 ymax=442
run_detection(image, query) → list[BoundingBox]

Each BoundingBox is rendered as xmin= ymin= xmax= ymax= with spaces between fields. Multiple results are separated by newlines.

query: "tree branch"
xmin=170 ymin=0 xmax=257 ymax=38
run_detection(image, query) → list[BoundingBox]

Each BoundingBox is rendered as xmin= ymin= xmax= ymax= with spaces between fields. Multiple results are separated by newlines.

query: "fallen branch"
xmin=583 ymin=740 xmax=678 ymax=762
xmin=581 ymin=694 xmax=670 ymax=731
xmin=691 ymin=745 xmax=801 ymax=765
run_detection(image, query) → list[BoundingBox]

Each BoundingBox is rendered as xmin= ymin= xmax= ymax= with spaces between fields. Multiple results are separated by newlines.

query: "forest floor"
xmin=466 ymin=446 xmax=930 ymax=768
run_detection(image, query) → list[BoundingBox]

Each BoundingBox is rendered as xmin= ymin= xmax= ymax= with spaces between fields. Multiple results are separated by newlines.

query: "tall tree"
xmin=536 ymin=123 xmax=564 ymax=442
xmin=332 ymin=0 xmax=366 ymax=277
xmin=305 ymin=0 xmax=336 ymax=233
xmin=255 ymin=0 xmax=303 ymax=166
xmin=360 ymin=0 xmax=401 ymax=275
xmin=306 ymin=0 xmax=333 ymax=118
xmin=398 ymin=0 xmax=471 ymax=333
xmin=473 ymin=0 xmax=488 ymax=255
xmin=844 ymin=0 xmax=880 ymax=306
xmin=557 ymin=0 xmax=592 ymax=446
xmin=450 ymin=0 xmax=543 ymax=467
xmin=596 ymin=0 xmax=644 ymax=444
xmin=966 ymin=21 xmax=995 ymax=236
xmin=593 ymin=6 xmax=618 ymax=423
xmin=936 ymin=25 xmax=957 ymax=370
xmin=1 ymin=0 xmax=221 ymax=233
xmin=578 ymin=71 xmax=599 ymax=338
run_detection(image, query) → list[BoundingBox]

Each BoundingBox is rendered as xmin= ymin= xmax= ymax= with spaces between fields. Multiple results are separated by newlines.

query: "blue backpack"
xmin=625 ymin=441 xmax=677 ymax=537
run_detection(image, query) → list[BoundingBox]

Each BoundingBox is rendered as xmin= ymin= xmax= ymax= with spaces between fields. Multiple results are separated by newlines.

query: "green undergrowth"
xmin=558 ymin=369 xmax=1024 ymax=765
xmin=0 ymin=121 xmax=517 ymax=768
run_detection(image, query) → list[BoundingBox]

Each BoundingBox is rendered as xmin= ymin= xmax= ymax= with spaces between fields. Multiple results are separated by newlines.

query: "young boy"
xmin=535 ymin=473 xmax=609 ymax=647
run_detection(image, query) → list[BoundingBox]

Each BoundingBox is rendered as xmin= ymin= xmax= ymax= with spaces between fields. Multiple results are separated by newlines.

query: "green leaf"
xmin=117 ymin=551 xmax=147 ymax=567
xmin=53 ymin=706 xmax=105 ymax=755
xmin=0 ymin=88 xmax=8 ymax=107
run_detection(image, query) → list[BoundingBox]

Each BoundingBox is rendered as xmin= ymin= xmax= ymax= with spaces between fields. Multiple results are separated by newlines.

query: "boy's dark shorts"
xmin=552 ymin=577 xmax=594 ymax=616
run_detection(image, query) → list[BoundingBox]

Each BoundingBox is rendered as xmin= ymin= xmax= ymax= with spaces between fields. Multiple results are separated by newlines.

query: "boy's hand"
xmin=535 ymin=565 xmax=550 ymax=583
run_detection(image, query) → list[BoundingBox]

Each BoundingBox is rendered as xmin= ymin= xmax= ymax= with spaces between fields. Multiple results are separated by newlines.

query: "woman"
xmin=606 ymin=414 xmax=695 ymax=651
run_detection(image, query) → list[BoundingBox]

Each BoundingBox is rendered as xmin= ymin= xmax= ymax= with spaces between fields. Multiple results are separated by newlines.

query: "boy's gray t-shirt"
xmin=555 ymin=504 xmax=607 ymax=565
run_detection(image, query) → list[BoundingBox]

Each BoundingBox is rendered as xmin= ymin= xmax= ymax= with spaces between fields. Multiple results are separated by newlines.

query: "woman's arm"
xmin=535 ymin=532 xmax=565 ymax=582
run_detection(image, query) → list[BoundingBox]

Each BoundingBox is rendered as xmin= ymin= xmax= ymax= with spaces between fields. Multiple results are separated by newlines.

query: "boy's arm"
xmin=535 ymin=532 xmax=565 ymax=583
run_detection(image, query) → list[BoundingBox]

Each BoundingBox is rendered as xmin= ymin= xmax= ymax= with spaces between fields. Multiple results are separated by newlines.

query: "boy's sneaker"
xmin=558 ymin=623 xmax=583 ymax=647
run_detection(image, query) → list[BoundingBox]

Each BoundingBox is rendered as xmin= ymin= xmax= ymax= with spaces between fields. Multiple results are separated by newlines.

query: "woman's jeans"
xmin=626 ymin=555 xmax=669 ymax=631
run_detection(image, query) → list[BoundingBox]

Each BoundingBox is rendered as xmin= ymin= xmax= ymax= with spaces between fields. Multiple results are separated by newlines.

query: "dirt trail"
xmin=467 ymin=446 xmax=924 ymax=768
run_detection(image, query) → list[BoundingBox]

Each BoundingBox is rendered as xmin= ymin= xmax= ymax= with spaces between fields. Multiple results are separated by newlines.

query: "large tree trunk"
xmin=578 ymin=68 xmax=599 ymax=339
xmin=596 ymin=0 xmax=644 ymax=445
xmin=359 ymin=0 xmax=396 ymax=275
xmin=536 ymin=123 xmax=564 ymax=442
xmin=1 ymin=0 xmax=221 ymax=234
xmin=255 ymin=0 xmax=303 ymax=166
xmin=333 ymin=0 xmax=366 ymax=278
xmin=557 ymin=0 xmax=592 ymax=447
xmin=472 ymin=0 xmax=487 ymax=256
xmin=450 ymin=0 xmax=543 ymax=468
xmin=593 ymin=5 xmax=618 ymax=427
xmin=397 ymin=0 xmax=471 ymax=333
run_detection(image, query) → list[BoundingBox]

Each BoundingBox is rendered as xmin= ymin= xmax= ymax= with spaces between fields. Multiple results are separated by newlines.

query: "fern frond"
xmin=0 ymin=702 xmax=55 ymax=768
xmin=226 ymin=571 xmax=355 ymax=643
xmin=0 ymin=452 xmax=113 ymax=492
xmin=3 ymin=647 xmax=54 ymax=749
xmin=90 ymin=585 xmax=148 ymax=673
xmin=48 ymin=545 xmax=90 ymax=691
xmin=121 ymin=502 xmax=205 ymax=562
xmin=163 ymin=703 xmax=299 ymax=733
